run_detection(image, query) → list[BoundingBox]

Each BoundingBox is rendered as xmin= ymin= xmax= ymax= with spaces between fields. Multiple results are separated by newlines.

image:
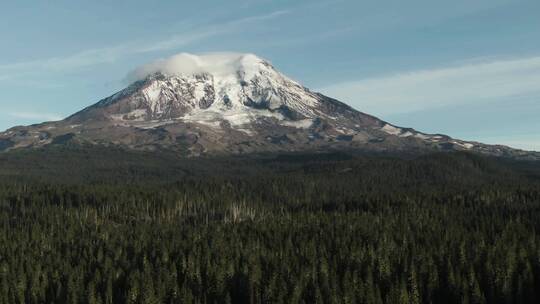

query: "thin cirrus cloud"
xmin=481 ymin=135 xmax=540 ymax=152
xmin=8 ymin=112 xmax=63 ymax=122
xmin=135 ymin=10 xmax=289 ymax=54
xmin=0 ymin=10 xmax=289 ymax=80
xmin=319 ymin=56 xmax=540 ymax=116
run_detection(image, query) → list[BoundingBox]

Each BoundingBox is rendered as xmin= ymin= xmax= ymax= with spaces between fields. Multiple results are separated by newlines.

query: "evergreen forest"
xmin=1 ymin=146 xmax=540 ymax=303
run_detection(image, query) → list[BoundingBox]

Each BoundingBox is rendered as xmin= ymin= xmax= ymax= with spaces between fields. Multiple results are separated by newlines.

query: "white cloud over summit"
xmin=126 ymin=53 xmax=265 ymax=82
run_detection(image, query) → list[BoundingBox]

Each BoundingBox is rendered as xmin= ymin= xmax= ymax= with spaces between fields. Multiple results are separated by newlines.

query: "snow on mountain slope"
xmin=0 ymin=52 xmax=538 ymax=159
xmin=80 ymin=53 xmax=323 ymax=125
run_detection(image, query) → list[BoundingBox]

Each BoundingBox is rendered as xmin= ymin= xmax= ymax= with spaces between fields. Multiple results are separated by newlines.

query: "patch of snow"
xmin=135 ymin=120 xmax=176 ymax=129
xmin=452 ymin=141 xmax=474 ymax=149
xmin=193 ymin=82 xmax=208 ymax=101
xmin=142 ymin=82 xmax=163 ymax=112
xmin=381 ymin=124 xmax=402 ymax=136
xmin=400 ymin=131 xmax=414 ymax=137
xmin=335 ymin=127 xmax=356 ymax=134
xmin=182 ymin=107 xmax=284 ymax=128
xmin=194 ymin=120 xmax=222 ymax=129
xmin=111 ymin=109 xmax=147 ymax=121
xmin=414 ymin=133 xmax=430 ymax=140
xmin=280 ymin=119 xmax=313 ymax=129
xmin=235 ymin=128 xmax=254 ymax=135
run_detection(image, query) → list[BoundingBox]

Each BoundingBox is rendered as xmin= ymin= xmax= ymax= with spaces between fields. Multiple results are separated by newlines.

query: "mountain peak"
xmin=75 ymin=52 xmax=322 ymax=125
xmin=0 ymin=53 xmax=538 ymax=160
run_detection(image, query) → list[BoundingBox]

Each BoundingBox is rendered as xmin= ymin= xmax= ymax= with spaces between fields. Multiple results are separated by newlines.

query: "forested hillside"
xmin=1 ymin=147 xmax=540 ymax=303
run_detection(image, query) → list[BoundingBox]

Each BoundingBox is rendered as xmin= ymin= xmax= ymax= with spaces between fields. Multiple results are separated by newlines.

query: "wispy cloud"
xmin=136 ymin=10 xmax=289 ymax=54
xmin=230 ymin=9 xmax=289 ymax=24
xmin=0 ymin=10 xmax=289 ymax=80
xmin=480 ymin=135 xmax=540 ymax=152
xmin=134 ymin=29 xmax=224 ymax=54
xmin=0 ymin=45 xmax=129 ymax=76
xmin=319 ymin=56 xmax=540 ymax=116
xmin=8 ymin=112 xmax=63 ymax=122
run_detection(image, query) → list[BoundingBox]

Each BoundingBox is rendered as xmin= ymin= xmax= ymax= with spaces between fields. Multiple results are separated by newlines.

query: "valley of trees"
xmin=1 ymin=147 xmax=540 ymax=303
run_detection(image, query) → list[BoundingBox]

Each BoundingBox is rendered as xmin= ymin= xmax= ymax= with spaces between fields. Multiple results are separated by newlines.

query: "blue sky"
xmin=0 ymin=0 xmax=539 ymax=150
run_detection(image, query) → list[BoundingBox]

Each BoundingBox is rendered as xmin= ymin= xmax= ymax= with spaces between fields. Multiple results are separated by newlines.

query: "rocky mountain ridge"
xmin=0 ymin=53 xmax=537 ymax=159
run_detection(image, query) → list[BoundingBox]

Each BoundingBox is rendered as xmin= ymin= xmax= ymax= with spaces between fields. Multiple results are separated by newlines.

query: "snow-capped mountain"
xmin=0 ymin=53 xmax=537 ymax=159
xmin=70 ymin=53 xmax=344 ymax=126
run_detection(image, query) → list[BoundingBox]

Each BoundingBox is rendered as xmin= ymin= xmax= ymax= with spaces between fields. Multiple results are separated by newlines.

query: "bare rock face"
xmin=0 ymin=53 xmax=538 ymax=159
